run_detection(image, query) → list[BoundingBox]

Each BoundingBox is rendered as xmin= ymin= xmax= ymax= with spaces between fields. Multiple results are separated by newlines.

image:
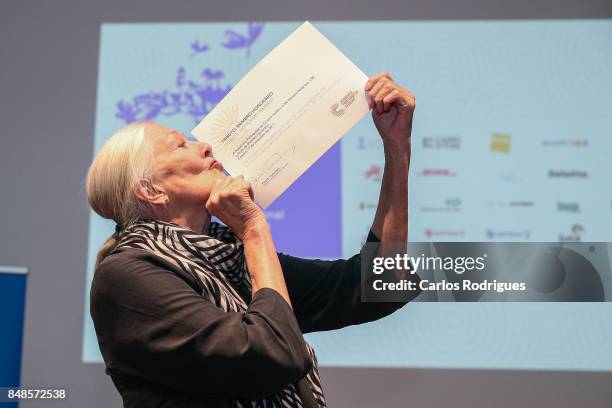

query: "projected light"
xmin=83 ymin=20 xmax=612 ymax=371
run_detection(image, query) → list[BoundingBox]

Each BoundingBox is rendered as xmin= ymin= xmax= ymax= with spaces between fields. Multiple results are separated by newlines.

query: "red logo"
xmin=364 ymin=165 xmax=382 ymax=181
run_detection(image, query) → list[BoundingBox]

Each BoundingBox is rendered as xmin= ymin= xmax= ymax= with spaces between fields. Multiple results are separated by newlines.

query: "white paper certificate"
xmin=191 ymin=21 xmax=369 ymax=208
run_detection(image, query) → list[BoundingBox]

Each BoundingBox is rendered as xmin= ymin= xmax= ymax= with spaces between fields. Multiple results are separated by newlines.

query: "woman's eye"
xmin=178 ymin=142 xmax=187 ymax=148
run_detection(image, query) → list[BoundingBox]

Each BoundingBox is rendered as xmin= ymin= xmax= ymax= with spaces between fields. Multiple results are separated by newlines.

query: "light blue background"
xmin=84 ymin=20 xmax=612 ymax=371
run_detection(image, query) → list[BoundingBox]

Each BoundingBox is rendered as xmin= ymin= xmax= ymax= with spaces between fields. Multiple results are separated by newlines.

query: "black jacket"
xmin=89 ymin=230 xmax=416 ymax=407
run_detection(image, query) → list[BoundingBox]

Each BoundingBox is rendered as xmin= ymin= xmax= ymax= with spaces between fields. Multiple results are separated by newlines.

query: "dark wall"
xmin=2 ymin=1 xmax=611 ymax=407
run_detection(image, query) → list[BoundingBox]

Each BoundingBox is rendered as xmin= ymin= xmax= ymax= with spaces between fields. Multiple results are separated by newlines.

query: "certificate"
xmin=191 ymin=21 xmax=369 ymax=208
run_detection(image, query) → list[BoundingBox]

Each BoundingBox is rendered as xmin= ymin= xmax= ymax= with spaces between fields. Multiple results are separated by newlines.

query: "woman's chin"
xmin=214 ymin=169 xmax=229 ymax=180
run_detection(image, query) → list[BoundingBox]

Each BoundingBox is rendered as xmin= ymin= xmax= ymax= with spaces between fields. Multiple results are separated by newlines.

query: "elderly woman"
xmin=87 ymin=72 xmax=417 ymax=408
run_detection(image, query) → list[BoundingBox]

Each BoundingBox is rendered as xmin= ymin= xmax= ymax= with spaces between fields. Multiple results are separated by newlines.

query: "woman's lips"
xmin=208 ymin=159 xmax=222 ymax=170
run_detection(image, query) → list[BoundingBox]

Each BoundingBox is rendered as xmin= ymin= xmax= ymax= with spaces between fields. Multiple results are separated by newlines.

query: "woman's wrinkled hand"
xmin=205 ymin=175 xmax=267 ymax=240
xmin=365 ymin=71 xmax=416 ymax=150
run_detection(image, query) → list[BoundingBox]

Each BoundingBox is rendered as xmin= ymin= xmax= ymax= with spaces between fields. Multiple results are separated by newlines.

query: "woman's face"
xmin=145 ymin=123 xmax=226 ymax=206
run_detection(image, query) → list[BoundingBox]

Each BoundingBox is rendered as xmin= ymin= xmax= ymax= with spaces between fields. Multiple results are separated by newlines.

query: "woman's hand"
xmin=365 ymin=71 xmax=416 ymax=150
xmin=207 ymin=176 xmax=293 ymax=307
xmin=366 ymin=72 xmax=413 ymax=244
xmin=205 ymin=176 xmax=267 ymax=240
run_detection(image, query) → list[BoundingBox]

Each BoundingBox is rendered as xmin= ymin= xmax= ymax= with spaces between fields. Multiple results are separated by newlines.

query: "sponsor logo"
xmin=425 ymin=229 xmax=465 ymax=238
xmin=417 ymin=168 xmax=457 ymax=177
xmin=542 ymin=139 xmax=589 ymax=147
xmin=548 ymin=169 xmax=588 ymax=178
xmin=357 ymin=136 xmax=382 ymax=150
xmin=509 ymin=201 xmax=534 ymax=207
xmin=486 ymin=229 xmax=531 ymax=240
xmin=487 ymin=201 xmax=535 ymax=208
xmin=557 ymin=202 xmax=580 ymax=213
xmin=358 ymin=202 xmax=377 ymax=210
xmin=559 ymin=224 xmax=584 ymax=242
xmin=490 ymin=133 xmax=511 ymax=153
xmin=422 ymin=136 xmax=461 ymax=149
xmin=499 ymin=173 xmax=524 ymax=182
xmin=364 ymin=165 xmax=383 ymax=181
xmin=420 ymin=198 xmax=462 ymax=212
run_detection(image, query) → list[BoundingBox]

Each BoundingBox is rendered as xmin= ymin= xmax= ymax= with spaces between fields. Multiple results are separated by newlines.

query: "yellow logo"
xmin=491 ymin=133 xmax=511 ymax=153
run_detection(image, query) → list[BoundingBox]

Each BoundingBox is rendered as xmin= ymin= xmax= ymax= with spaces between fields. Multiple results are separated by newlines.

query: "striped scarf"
xmin=114 ymin=218 xmax=326 ymax=408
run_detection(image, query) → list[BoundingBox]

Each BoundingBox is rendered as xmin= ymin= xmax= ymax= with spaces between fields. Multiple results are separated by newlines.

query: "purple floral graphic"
xmin=115 ymin=23 xmax=265 ymax=125
xmin=221 ymin=22 xmax=264 ymax=57
xmin=115 ymin=67 xmax=232 ymax=124
xmin=190 ymin=40 xmax=209 ymax=57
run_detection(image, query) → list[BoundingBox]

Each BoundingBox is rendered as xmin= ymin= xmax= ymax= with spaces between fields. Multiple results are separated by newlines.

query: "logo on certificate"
xmin=210 ymin=104 xmax=241 ymax=156
xmin=330 ymin=102 xmax=345 ymax=117
xmin=330 ymin=89 xmax=360 ymax=117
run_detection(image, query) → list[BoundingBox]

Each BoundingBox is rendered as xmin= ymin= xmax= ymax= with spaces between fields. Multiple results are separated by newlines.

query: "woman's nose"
xmin=198 ymin=142 xmax=213 ymax=158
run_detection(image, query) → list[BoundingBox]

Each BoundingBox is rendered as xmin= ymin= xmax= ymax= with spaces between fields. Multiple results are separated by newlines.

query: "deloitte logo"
xmin=548 ymin=170 xmax=588 ymax=178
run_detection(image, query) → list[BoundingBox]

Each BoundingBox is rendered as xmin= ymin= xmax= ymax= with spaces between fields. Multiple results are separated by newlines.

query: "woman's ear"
xmin=134 ymin=179 xmax=168 ymax=206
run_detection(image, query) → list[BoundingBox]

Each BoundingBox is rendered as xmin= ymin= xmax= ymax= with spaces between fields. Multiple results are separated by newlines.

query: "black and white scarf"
xmin=114 ymin=218 xmax=326 ymax=408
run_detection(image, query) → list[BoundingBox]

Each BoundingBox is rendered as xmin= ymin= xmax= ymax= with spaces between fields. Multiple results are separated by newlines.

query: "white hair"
xmin=86 ymin=121 xmax=156 ymax=267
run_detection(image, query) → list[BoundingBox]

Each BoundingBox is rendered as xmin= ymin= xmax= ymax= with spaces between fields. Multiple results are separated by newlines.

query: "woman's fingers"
xmin=382 ymin=90 xmax=406 ymax=112
xmin=368 ymin=77 xmax=391 ymax=102
xmin=237 ymin=178 xmax=254 ymax=200
xmin=376 ymin=87 xmax=396 ymax=113
xmin=370 ymin=82 xmax=396 ymax=113
xmin=366 ymin=71 xmax=416 ymax=114
xmin=220 ymin=175 xmax=254 ymax=201
xmin=366 ymin=73 xmax=406 ymax=113
xmin=365 ymin=71 xmax=393 ymax=91
xmin=205 ymin=174 xmax=264 ymax=239
xmin=365 ymin=72 xmax=394 ymax=98
xmin=246 ymin=182 xmax=255 ymax=201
